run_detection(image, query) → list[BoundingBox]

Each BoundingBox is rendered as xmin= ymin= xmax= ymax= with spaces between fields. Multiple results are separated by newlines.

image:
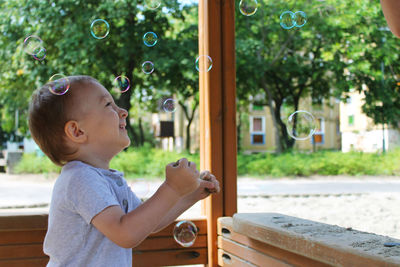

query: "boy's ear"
xmin=64 ymin=120 xmax=87 ymax=143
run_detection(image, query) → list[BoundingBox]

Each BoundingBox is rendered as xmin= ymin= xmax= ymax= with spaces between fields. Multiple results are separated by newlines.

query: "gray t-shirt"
xmin=43 ymin=160 xmax=142 ymax=267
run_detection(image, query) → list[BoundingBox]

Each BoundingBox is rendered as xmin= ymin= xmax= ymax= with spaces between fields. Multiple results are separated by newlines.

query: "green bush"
xmin=242 ymin=150 xmax=400 ymax=177
xmin=14 ymin=153 xmax=61 ymax=174
xmin=14 ymin=148 xmax=400 ymax=178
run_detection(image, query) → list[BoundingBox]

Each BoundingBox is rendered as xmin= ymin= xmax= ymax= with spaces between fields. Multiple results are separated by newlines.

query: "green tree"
xmin=236 ymin=0 xmax=399 ymax=153
xmin=0 ymin=0 xmax=190 ymax=147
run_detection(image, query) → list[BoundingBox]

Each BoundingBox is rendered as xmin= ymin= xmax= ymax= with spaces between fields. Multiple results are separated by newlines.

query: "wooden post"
xmin=199 ymin=0 xmax=237 ymax=266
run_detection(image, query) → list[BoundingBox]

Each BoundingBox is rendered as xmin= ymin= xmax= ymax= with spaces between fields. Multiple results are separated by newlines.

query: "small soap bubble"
xmin=286 ymin=110 xmax=316 ymax=140
xmin=48 ymin=74 xmax=70 ymax=95
xmin=32 ymin=46 xmax=46 ymax=61
xmin=23 ymin=35 xmax=43 ymax=55
xmin=239 ymin=0 xmax=258 ymax=16
xmin=90 ymin=19 xmax=110 ymax=39
xmin=142 ymin=61 xmax=154 ymax=74
xmin=195 ymin=55 xmax=213 ymax=72
xmin=143 ymin=32 xmax=158 ymax=47
xmin=113 ymin=75 xmax=130 ymax=93
xmin=280 ymin=11 xmax=295 ymax=29
xmin=163 ymin=98 xmax=177 ymax=113
xmin=294 ymin=11 xmax=307 ymax=27
xmin=144 ymin=0 xmax=161 ymax=10
xmin=173 ymin=220 xmax=198 ymax=247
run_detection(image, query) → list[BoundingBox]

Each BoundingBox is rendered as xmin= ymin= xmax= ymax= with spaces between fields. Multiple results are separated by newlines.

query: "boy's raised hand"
xmin=199 ymin=170 xmax=220 ymax=193
xmin=184 ymin=170 xmax=220 ymax=201
xmin=165 ymin=158 xmax=200 ymax=197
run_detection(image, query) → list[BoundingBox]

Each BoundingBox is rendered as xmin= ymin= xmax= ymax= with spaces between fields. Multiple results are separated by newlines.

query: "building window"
xmin=251 ymin=134 xmax=265 ymax=145
xmin=250 ymin=116 xmax=265 ymax=145
xmin=252 ymin=104 xmax=264 ymax=111
xmin=312 ymin=117 xmax=325 ymax=145
xmin=348 ymin=115 xmax=354 ymax=126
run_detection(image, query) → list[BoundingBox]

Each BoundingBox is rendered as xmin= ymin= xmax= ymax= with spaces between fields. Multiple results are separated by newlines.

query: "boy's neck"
xmin=75 ymin=152 xmax=112 ymax=170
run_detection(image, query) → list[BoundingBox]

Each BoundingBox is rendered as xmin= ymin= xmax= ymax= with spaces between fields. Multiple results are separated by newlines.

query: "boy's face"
xmin=69 ymin=81 xmax=130 ymax=157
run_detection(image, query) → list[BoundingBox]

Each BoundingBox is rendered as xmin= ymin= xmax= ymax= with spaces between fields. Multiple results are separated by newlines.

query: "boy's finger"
xmin=200 ymin=171 xmax=211 ymax=181
xmin=201 ymin=180 xmax=217 ymax=193
xmin=172 ymin=160 xmax=180 ymax=167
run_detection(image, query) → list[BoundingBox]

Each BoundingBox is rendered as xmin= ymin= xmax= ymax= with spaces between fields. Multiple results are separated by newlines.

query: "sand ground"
xmin=1 ymin=173 xmax=399 ymax=240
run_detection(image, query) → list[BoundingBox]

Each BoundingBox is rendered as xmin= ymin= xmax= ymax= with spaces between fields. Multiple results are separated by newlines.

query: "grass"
xmin=14 ymin=147 xmax=400 ymax=178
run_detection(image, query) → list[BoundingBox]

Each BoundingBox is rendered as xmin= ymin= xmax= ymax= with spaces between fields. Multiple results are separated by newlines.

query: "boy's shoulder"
xmin=58 ymin=160 xmax=125 ymax=186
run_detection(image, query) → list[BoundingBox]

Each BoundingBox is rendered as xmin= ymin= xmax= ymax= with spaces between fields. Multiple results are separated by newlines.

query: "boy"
xmin=28 ymin=75 xmax=220 ymax=266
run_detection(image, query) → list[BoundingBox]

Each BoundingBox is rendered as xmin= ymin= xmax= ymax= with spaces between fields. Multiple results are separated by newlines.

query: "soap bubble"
xmin=280 ymin=11 xmax=295 ymax=29
xmin=48 ymin=74 xmax=70 ymax=95
xmin=144 ymin=0 xmax=161 ymax=10
xmin=286 ymin=110 xmax=316 ymax=140
xmin=90 ymin=19 xmax=110 ymax=39
xmin=163 ymin=98 xmax=177 ymax=113
xmin=195 ymin=55 xmax=213 ymax=72
xmin=23 ymin=35 xmax=43 ymax=55
xmin=173 ymin=220 xmax=198 ymax=247
xmin=32 ymin=46 xmax=46 ymax=61
xmin=143 ymin=32 xmax=158 ymax=47
xmin=142 ymin=61 xmax=154 ymax=74
xmin=294 ymin=11 xmax=307 ymax=27
xmin=239 ymin=0 xmax=258 ymax=16
xmin=113 ymin=75 xmax=130 ymax=93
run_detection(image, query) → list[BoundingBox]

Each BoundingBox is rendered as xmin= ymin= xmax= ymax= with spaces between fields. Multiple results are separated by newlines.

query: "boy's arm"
xmin=91 ymin=182 xmax=180 ymax=248
xmin=92 ymin=158 xmax=199 ymax=249
xmin=381 ymin=0 xmax=400 ymax=38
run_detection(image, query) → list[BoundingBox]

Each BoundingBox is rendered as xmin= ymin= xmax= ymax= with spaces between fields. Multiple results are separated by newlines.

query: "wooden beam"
xmin=199 ymin=0 xmax=237 ymax=266
xmin=132 ymin=248 xmax=207 ymax=267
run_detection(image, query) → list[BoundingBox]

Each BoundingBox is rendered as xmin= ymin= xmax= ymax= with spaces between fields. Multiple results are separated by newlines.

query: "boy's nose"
xmin=119 ymin=108 xmax=128 ymax=118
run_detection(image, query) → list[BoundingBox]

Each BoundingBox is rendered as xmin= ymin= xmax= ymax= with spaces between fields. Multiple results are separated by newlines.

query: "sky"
xmin=179 ymin=0 xmax=198 ymax=5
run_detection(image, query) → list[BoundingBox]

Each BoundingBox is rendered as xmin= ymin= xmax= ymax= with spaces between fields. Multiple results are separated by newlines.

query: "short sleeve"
xmin=65 ymin=168 xmax=120 ymax=224
xmin=127 ymin=186 xmax=142 ymax=212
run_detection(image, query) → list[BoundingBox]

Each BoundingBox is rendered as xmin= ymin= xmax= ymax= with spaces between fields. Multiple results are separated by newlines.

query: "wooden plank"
xmin=132 ymin=248 xmax=207 ymax=267
xmin=0 ymin=257 xmax=49 ymax=267
xmin=148 ymin=218 xmax=207 ymax=237
xmin=134 ymin=235 xmax=207 ymax=251
xmin=0 ymin=213 xmax=47 ymax=231
xmin=199 ymin=0 xmax=224 ymax=266
xmin=218 ymin=249 xmax=257 ymax=267
xmin=218 ymin=217 xmax=330 ymax=267
xmin=199 ymin=0 xmax=238 ymax=266
xmin=0 ymin=230 xmax=46 ymax=245
xmin=233 ymin=213 xmax=400 ymax=267
xmin=218 ymin=236 xmax=293 ymax=267
xmin=0 ymin=243 xmax=46 ymax=259
xmin=221 ymin=0 xmax=238 ymax=219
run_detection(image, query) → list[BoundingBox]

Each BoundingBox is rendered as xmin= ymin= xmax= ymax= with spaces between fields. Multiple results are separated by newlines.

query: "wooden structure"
xmin=199 ymin=0 xmax=237 ymax=266
xmin=0 ymin=212 xmax=208 ymax=266
xmin=217 ymin=213 xmax=400 ymax=267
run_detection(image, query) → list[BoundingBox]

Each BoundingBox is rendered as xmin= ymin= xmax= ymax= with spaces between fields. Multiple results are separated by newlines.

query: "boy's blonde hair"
xmin=28 ymin=75 xmax=98 ymax=166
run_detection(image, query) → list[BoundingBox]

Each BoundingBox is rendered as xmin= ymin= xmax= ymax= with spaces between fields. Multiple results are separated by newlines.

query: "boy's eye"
xmin=106 ymin=102 xmax=112 ymax=107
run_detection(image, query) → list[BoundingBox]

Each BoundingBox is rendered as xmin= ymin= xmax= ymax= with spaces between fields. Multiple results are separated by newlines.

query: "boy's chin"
xmin=122 ymin=138 xmax=131 ymax=148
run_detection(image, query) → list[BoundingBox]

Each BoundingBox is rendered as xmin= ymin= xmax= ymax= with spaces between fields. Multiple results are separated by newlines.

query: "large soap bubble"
xmin=286 ymin=110 xmax=316 ymax=140
xmin=173 ymin=220 xmax=198 ymax=247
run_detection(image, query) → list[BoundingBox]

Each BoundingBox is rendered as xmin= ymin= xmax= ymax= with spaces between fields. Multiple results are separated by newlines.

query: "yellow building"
xmin=241 ymin=97 xmax=341 ymax=153
xmin=340 ymin=89 xmax=400 ymax=152
xmin=153 ymin=96 xmax=343 ymax=154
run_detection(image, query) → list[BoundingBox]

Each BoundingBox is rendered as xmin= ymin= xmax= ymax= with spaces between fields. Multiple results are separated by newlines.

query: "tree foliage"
xmin=235 ymin=0 xmax=400 ymax=153
xmin=0 ymin=0 xmax=199 ymax=148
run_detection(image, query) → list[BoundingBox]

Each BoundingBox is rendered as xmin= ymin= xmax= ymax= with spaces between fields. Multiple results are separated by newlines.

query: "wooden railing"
xmin=0 ymin=211 xmax=207 ymax=267
xmin=217 ymin=213 xmax=400 ymax=267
